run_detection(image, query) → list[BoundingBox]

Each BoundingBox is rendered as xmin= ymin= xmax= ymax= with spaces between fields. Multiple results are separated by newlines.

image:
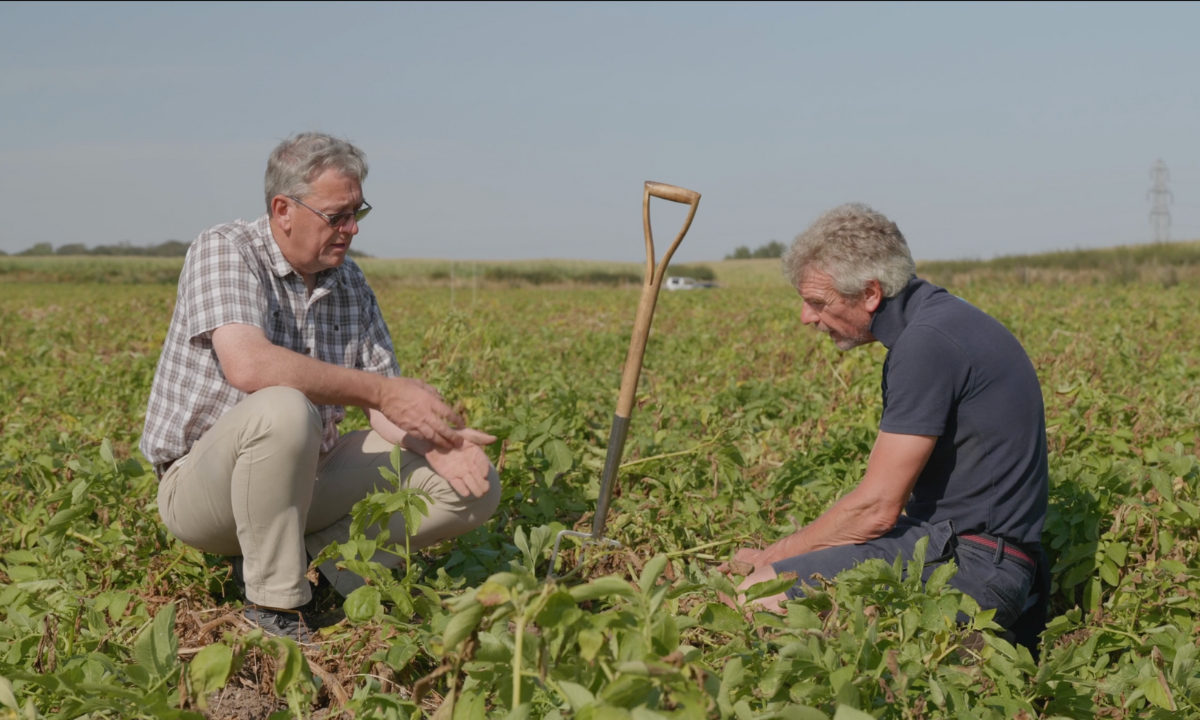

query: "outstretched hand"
xmin=423 ymin=428 xmax=498 ymax=498
xmin=378 ymin=378 xmax=467 ymax=450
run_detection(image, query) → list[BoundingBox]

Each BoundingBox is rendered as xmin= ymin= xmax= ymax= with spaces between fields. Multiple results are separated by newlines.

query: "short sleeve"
xmin=356 ymin=283 xmax=402 ymax=378
xmin=879 ymin=325 xmax=970 ymax=437
xmin=181 ymin=234 xmax=267 ymax=341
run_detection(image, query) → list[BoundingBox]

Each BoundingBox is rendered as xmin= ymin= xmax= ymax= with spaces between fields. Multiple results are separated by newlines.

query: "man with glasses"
xmin=140 ymin=133 xmax=500 ymax=641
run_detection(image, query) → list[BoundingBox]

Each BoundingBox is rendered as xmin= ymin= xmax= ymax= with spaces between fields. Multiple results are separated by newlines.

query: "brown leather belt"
xmin=959 ymin=533 xmax=1037 ymax=570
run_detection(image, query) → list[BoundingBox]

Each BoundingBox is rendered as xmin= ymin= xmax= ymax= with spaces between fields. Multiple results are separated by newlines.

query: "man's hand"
xmin=377 ymin=378 xmax=467 ymax=450
xmin=423 ymin=428 xmax=498 ymax=498
xmin=717 ymin=546 xmax=771 ymax=576
xmin=732 ymin=546 xmax=770 ymax=566
xmin=370 ymin=409 xmax=498 ymax=496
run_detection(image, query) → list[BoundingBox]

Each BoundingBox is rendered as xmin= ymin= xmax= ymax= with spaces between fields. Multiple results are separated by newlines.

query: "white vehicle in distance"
xmin=665 ymin=276 xmax=717 ymax=291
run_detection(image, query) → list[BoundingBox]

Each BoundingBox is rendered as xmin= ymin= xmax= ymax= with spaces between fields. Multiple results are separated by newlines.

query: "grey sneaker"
xmin=242 ymin=603 xmax=329 ymax=644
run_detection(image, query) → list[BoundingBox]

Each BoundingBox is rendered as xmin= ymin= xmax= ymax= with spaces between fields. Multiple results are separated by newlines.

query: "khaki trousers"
xmin=156 ymin=386 xmax=501 ymax=608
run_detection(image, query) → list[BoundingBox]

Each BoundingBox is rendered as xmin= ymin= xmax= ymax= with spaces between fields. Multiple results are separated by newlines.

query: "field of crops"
xmin=2 ymin=260 xmax=1199 ymax=719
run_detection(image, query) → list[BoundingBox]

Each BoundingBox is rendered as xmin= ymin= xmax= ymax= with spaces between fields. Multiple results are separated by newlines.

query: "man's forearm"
xmin=213 ymin=322 xmax=464 ymax=450
xmin=232 ymin=341 xmax=385 ymax=410
xmin=761 ymin=528 xmax=812 ymax=564
xmin=757 ymin=432 xmax=935 ymax=565
xmin=761 ymin=491 xmax=898 ymax=563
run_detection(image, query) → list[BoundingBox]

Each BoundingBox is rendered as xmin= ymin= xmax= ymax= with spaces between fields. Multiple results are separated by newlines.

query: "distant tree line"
xmin=725 ymin=240 xmax=785 ymax=260
xmin=11 ymin=240 xmax=192 ymax=257
xmin=5 ymin=241 xmax=370 ymax=258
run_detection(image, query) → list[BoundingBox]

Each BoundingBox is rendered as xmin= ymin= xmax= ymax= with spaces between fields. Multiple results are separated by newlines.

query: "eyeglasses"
xmin=287 ymin=195 xmax=372 ymax=229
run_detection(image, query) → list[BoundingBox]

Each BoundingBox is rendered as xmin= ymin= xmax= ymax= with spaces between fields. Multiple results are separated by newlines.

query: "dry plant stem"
xmin=662 ymin=538 xmax=746 ymax=559
xmin=412 ymin=664 xmax=451 ymax=706
xmin=306 ymin=656 xmax=350 ymax=706
xmin=618 ymin=435 xmax=722 ymax=470
xmin=67 ymin=530 xmax=99 ymax=547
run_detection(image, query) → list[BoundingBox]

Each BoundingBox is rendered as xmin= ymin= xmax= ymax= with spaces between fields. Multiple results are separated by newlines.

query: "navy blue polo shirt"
xmin=869 ymin=278 xmax=1048 ymax=548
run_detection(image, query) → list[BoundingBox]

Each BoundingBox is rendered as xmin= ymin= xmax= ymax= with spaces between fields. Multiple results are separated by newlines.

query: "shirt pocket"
xmin=266 ymin=304 xmax=296 ymax=349
xmin=316 ymin=298 xmax=361 ymax=367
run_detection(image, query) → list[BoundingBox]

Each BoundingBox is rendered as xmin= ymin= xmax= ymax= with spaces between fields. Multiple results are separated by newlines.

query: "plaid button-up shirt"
xmin=140 ymin=214 xmax=401 ymax=468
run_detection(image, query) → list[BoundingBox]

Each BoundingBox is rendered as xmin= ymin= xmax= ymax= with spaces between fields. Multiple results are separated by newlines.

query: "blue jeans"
xmin=770 ymin=517 xmax=1035 ymax=628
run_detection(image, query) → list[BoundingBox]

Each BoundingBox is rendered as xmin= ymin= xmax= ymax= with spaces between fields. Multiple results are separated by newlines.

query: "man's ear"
xmin=862 ymin=279 xmax=884 ymax=313
xmin=270 ymin=195 xmax=292 ymax=232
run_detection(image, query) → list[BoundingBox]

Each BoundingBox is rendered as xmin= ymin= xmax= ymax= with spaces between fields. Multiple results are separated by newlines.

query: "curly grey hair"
xmin=781 ymin=203 xmax=916 ymax=298
xmin=264 ymin=132 xmax=369 ymax=212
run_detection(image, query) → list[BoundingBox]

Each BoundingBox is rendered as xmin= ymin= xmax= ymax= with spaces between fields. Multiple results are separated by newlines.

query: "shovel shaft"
xmin=615 ymin=283 xmax=662 ymax=417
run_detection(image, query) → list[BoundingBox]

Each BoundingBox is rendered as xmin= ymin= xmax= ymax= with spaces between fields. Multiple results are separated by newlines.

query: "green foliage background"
xmin=1 ymin=263 xmax=1199 ymax=718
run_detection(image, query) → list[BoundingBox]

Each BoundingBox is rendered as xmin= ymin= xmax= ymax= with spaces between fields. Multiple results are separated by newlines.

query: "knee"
xmin=250 ymin=386 xmax=319 ymax=419
xmin=477 ymin=463 xmax=501 ymax=520
xmin=461 ymin=465 xmax=502 ymax=532
xmin=243 ymin=387 xmax=322 ymax=449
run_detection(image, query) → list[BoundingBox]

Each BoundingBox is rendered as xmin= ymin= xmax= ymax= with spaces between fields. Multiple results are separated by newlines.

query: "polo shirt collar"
xmin=868 ymin=276 xmax=937 ymax=349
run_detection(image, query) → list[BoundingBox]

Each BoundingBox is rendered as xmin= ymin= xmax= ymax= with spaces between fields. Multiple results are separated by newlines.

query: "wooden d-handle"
xmin=645 ymin=181 xmax=701 ymax=205
xmin=641 ymin=181 xmax=701 ymax=288
xmin=612 ymin=181 xmax=702 ymax=418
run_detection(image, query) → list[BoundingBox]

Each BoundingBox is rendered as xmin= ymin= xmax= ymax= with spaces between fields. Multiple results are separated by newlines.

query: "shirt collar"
xmin=868 ymin=276 xmax=940 ymax=349
xmin=256 ymin=214 xmax=344 ymax=287
xmin=256 ymin=214 xmax=297 ymax=279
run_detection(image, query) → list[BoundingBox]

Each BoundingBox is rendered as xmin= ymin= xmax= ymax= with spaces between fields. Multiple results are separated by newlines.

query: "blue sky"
xmin=1 ymin=2 xmax=1197 ymax=262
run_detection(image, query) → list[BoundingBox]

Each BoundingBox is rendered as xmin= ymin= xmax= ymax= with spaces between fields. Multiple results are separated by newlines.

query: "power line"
xmin=1148 ymin=159 xmax=1173 ymax=242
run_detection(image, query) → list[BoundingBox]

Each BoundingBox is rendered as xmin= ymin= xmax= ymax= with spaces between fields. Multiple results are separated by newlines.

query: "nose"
xmin=342 ymin=216 xmax=359 ymax=236
xmin=799 ymin=302 xmax=819 ymax=326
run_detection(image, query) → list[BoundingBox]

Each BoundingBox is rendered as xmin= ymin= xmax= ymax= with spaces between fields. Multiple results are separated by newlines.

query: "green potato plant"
xmin=1 ymin=272 xmax=1199 ymax=718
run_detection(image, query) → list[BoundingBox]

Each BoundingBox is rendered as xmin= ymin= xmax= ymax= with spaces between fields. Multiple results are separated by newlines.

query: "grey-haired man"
xmin=141 ymin=133 xmax=500 ymax=641
xmin=726 ymin=204 xmax=1049 ymax=647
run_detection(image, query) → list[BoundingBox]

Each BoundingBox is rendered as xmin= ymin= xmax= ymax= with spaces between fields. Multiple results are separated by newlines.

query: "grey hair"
xmin=781 ymin=203 xmax=916 ymax=298
xmin=264 ymin=132 xmax=369 ymax=211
